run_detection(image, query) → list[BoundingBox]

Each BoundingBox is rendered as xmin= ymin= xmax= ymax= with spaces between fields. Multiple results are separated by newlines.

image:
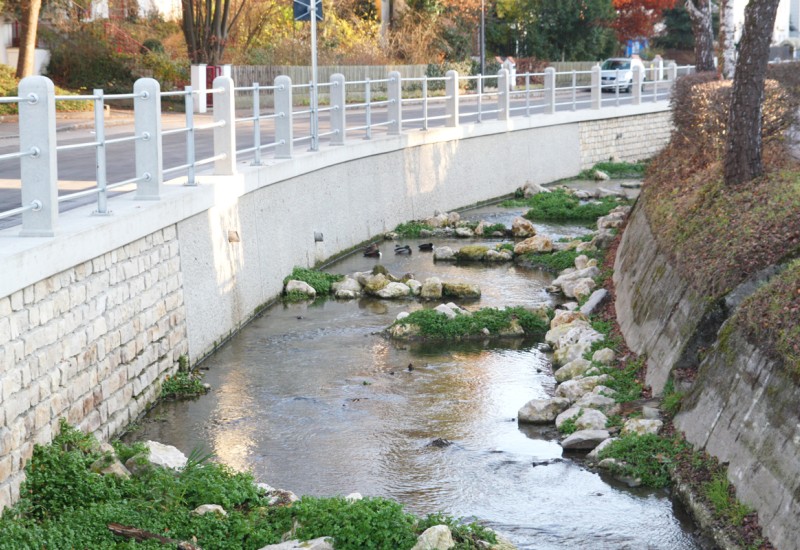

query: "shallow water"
xmin=129 ymin=217 xmax=701 ymax=549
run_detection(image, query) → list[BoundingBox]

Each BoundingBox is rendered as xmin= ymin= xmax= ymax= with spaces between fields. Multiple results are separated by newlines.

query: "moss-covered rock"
xmin=442 ymin=282 xmax=481 ymax=299
xmin=456 ymin=245 xmax=489 ymax=261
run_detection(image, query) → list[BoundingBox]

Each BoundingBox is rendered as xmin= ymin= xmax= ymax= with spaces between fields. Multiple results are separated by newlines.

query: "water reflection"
xmin=128 ymin=228 xmax=699 ymax=549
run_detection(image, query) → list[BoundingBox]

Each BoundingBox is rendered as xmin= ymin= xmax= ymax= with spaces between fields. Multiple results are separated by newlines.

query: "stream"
xmin=128 ymin=204 xmax=702 ymax=549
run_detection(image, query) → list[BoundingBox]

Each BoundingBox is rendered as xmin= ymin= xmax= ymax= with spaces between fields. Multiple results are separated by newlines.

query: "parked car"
xmin=600 ymin=57 xmax=646 ymax=93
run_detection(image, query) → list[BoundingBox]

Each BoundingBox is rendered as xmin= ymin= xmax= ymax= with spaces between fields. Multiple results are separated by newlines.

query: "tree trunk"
xmin=685 ymin=0 xmax=715 ymax=71
xmin=724 ymin=0 xmax=781 ymax=185
xmin=16 ymin=0 xmax=42 ymax=78
xmin=719 ymin=0 xmax=736 ymax=79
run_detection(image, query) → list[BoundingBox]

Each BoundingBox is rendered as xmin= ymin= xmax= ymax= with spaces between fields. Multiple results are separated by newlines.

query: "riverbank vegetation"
xmin=392 ymin=306 xmax=550 ymax=341
xmin=501 ymin=188 xmax=631 ymax=221
xmin=0 ymin=422 xmax=497 ymax=549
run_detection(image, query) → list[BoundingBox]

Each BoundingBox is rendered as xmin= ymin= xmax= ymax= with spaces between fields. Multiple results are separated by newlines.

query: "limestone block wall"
xmin=579 ymin=111 xmax=672 ymax=169
xmin=0 ymin=227 xmax=187 ymax=508
xmin=675 ymin=328 xmax=800 ymax=550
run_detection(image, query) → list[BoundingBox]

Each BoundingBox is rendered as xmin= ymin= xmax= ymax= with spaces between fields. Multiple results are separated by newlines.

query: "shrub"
xmin=0 ymin=65 xmax=92 ymax=115
xmin=283 ymin=267 xmax=343 ymax=296
xmin=161 ymin=370 xmax=208 ymax=399
xmin=394 ymin=306 xmax=549 ymax=339
xmin=519 ymin=189 xmax=629 ymax=222
xmin=599 ymin=433 xmax=687 ymax=488
xmin=394 ymin=221 xmax=435 ymax=238
xmin=519 ymin=249 xmax=599 ymax=272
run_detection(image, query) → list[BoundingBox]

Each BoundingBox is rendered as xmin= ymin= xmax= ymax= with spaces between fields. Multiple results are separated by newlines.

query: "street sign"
xmin=294 ymin=0 xmax=323 ymax=21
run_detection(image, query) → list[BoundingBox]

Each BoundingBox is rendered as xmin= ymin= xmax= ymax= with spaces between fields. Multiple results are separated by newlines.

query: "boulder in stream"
xmin=518 ymin=397 xmax=571 ymax=424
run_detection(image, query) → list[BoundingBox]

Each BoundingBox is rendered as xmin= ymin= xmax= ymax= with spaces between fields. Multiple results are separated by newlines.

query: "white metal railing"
xmin=0 ymin=62 xmax=691 ymax=237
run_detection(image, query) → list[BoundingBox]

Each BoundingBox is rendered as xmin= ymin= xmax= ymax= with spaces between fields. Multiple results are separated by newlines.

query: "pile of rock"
xmin=283 ymin=267 xmax=482 ymax=302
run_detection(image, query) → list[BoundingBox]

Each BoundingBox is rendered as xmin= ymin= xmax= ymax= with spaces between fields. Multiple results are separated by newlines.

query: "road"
xmin=0 ymin=85 xmax=668 ymax=230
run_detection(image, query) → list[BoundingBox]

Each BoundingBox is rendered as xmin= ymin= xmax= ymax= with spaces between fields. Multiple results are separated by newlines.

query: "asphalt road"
xmin=0 ymin=85 xmax=669 ymax=230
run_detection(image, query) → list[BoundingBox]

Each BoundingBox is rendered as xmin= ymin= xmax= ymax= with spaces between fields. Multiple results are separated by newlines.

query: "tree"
xmin=15 ymin=0 xmax=42 ymax=78
xmin=719 ymin=0 xmax=735 ymax=78
xmin=723 ymin=0 xmax=782 ymax=185
xmin=684 ymin=0 xmax=714 ymax=71
xmin=181 ymin=0 xmax=245 ymax=64
xmin=611 ymin=0 xmax=676 ymax=42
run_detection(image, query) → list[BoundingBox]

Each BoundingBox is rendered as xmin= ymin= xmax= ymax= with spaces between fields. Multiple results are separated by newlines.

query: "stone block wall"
xmin=0 ymin=226 xmax=187 ymax=509
xmin=579 ymin=111 xmax=672 ymax=169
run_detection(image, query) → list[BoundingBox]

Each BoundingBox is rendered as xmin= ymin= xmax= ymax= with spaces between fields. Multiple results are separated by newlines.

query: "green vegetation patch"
xmin=558 ymin=409 xmax=583 ymax=435
xmin=736 ymin=258 xmax=800 ymax=373
xmin=0 ymin=65 xmax=92 ymax=116
xmin=161 ymin=370 xmax=208 ymax=399
xmin=704 ymin=473 xmax=753 ymax=526
xmin=394 ymin=306 xmax=549 ymax=340
xmin=283 ymin=267 xmax=343 ymax=296
xmin=500 ymin=188 xmax=630 ymax=221
xmin=599 ymin=433 xmax=687 ymax=488
xmin=578 ymin=161 xmax=648 ymax=179
xmin=394 ymin=221 xmax=435 ymax=238
xmin=519 ymin=249 xmax=600 ymax=272
xmin=0 ymin=422 xmax=496 ymax=549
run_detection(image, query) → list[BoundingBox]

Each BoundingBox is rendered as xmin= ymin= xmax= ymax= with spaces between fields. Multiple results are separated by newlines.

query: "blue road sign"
xmin=294 ymin=0 xmax=323 ymax=21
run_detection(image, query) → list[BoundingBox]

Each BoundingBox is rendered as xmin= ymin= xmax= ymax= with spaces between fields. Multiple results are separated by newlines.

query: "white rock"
xmin=553 ymin=341 xmax=593 ymax=367
xmin=575 ymin=392 xmax=617 ymax=413
xmin=455 ymin=227 xmax=474 ymax=238
xmin=193 ymin=504 xmax=227 ymax=516
xmin=593 ymin=169 xmax=610 ymax=181
xmin=554 ymin=358 xmax=592 ymax=383
xmin=345 ymin=492 xmax=363 ymax=502
xmin=285 ymin=280 xmax=316 ymax=298
xmin=331 ymin=277 xmax=362 ymax=296
xmin=376 ymin=282 xmax=412 ymax=299
xmin=421 ymin=277 xmax=444 ymax=300
xmin=622 ymin=418 xmax=663 ymax=436
xmin=556 ymin=376 xmax=609 ymax=401
xmin=560 ymin=429 xmax=610 ymax=450
xmin=512 ymin=217 xmax=537 ymax=238
xmin=571 ymin=279 xmax=596 ymax=300
xmin=518 ymin=397 xmax=571 ymax=424
xmin=592 ymin=348 xmax=616 ymax=365
xmin=145 ymin=441 xmax=187 ymax=470
xmin=396 ymin=311 xmax=410 ymax=321
xmin=550 ymin=310 xmax=589 ymax=329
xmin=406 ymin=279 xmax=423 ymax=295
xmin=586 ymin=437 xmax=617 ymax=462
xmin=580 ymin=289 xmax=609 ymax=316
xmin=434 ymin=304 xmax=459 ymax=319
xmin=411 ymin=525 xmax=455 ymax=550
xmin=574 ymin=254 xmax=590 ymax=270
xmin=485 ymin=249 xmax=513 ymax=262
xmin=433 ymin=247 xmax=456 ymax=261
xmin=259 ymin=537 xmax=334 ymax=550
xmin=555 ymin=407 xmax=608 ymax=431
xmin=552 ymin=266 xmax=600 ymax=289
xmin=514 ymin=235 xmax=553 ymax=255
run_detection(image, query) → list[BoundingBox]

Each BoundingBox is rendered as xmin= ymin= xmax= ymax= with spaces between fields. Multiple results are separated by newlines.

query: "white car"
xmin=600 ymin=57 xmax=646 ymax=93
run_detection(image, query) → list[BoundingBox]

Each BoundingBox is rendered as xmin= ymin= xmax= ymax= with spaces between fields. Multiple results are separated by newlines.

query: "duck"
xmin=418 ymin=243 xmax=434 ymax=251
xmin=363 ymin=243 xmax=381 ymax=257
xmin=394 ymin=245 xmax=412 ymax=255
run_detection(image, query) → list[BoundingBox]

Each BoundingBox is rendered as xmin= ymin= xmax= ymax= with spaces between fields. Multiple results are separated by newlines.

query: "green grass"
xmin=161 ymin=370 xmax=208 ymax=399
xmin=599 ymin=433 xmax=687 ymax=488
xmin=519 ymin=249 xmax=600 ymax=272
xmin=394 ymin=221 xmax=435 ymax=238
xmin=704 ymin=474 xmax=753 ymax=526
xmin=394 ymin=306 xmax=549 ymax=340
xmin=578 ymin=161 xmax=648 ymax=179
xmin=558 ymin=409 xmax=583 ymax=435
xmin=481 ymin=223 xmax=507 ymax=235
xmin=283 ymin=267 xmax=343 ymax=296
xmin=0 ymin=422 xmax=496 ymax=549
xmin=596 ymin=356 xmax=645 ymax=403
xmin=500 ymin=189 xmax=630 ymax=221
xmin=283 ymin=289 xmax=314 ymax=303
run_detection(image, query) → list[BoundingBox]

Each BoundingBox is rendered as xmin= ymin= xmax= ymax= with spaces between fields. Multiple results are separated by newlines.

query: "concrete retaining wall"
xmin=579 ymin=110 xmax=672 ymax=169
xmin=0 ymin=104 xmax=672 ymax=508
xmin=615 ymin=202 xmax=800 ymax=550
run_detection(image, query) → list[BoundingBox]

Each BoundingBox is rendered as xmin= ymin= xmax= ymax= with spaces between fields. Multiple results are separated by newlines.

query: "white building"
xmin=730 ymin=0 xmax=799 ymax=43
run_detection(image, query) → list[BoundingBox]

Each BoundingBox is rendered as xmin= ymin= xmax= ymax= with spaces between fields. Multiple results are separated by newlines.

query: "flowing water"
xmin=128 ymin=206 xmax=701 ymax=549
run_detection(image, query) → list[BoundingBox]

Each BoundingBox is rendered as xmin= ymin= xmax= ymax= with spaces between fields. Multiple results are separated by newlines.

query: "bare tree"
xmin=724 ymin=0 xmax=782 ymax=185
xmin=16 ymin=0 xmax=42 ymax=78
xmin=181 ymin=0 xmax=245 ymax=64
xmin=685 ymin=0 xmax=715 ymax=71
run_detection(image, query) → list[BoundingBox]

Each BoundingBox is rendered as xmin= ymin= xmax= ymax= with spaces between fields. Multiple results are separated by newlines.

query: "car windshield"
xmin=602 ymin=60 xmax=630 ymax=70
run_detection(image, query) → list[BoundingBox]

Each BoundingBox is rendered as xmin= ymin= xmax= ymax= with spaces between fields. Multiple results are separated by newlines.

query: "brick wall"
xmin=579 ymin=111 xmax=672 ymax=169
xmin=0 ymin=226 xmax=187 ymax=508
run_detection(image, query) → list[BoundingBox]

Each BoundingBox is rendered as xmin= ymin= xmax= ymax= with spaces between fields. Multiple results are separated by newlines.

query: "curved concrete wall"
xmin=0 ymin=104 xmax=672 ymax=508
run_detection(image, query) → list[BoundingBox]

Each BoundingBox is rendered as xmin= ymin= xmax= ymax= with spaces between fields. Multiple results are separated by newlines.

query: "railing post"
xmin=591 ymin=65 xmax=601 ymax=109
xmin=275 ymin=75 xmax=293 ymax=158
xmin=498 ymin=68 xmax=510 ymax=120
xmin=668 ymin=62 xmax=678 ymax=84
xmin=445 ymin=70 xmax=459 ymax=128
xmin=330 ymin=73 xmax=345 ymax=145
xmin=134 ymin=78 xmax=162 ymax=200
xmin=212 ymin=75 xmax=236 ymax=175
xmin=184 ymin=86 xmax=196 ymax=185
xmin=388 ymin=71 xmax=402 ymax=135
xmin=18 ymin=76 xmax=57 ymax=237
xmin=544 ymin=67 xmax=556 ymax=114
xmin=632 ymin=65 xmax=643 ymax=105
xmin=191 ymin=64 xmax=207 ymax=113
xmin=93 ymin=88 xmax=109 ymax=215
xmin=252 ymin=83 xmax=262 ymax=165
